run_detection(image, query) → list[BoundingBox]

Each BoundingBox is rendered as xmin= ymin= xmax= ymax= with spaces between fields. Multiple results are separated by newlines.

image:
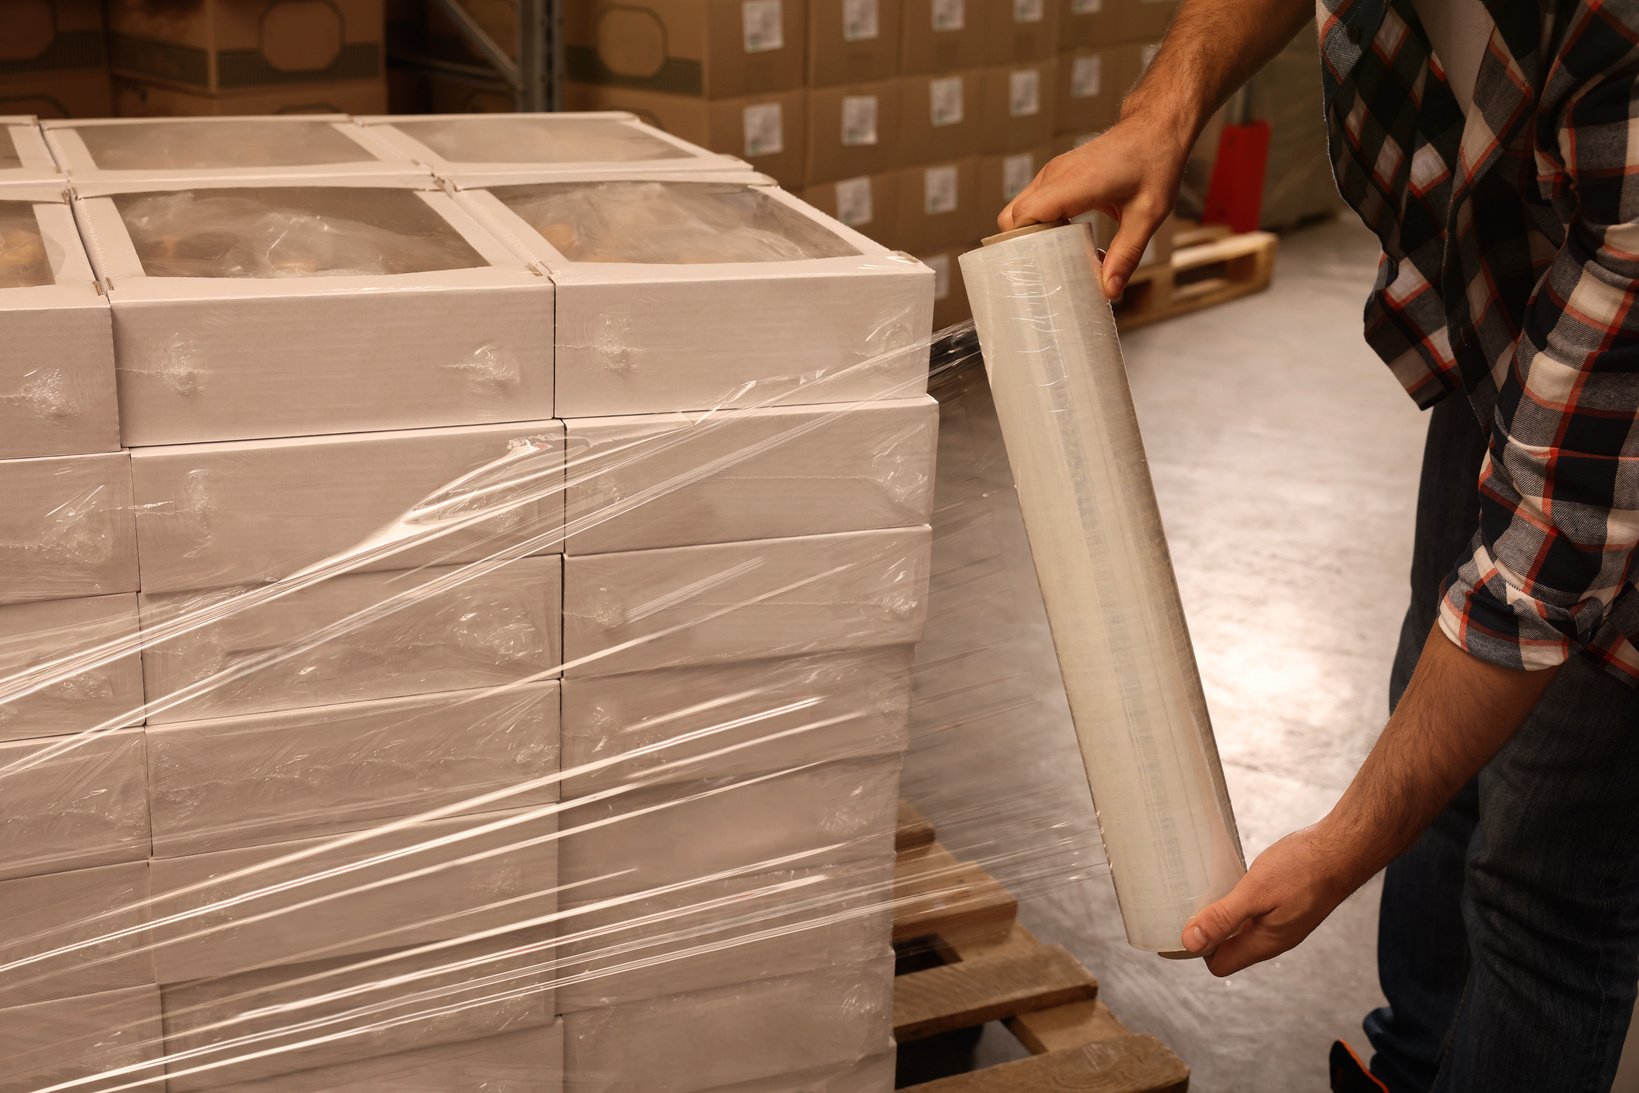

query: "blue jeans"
xmin=1366 ymin=395 xmax=1639 ymax=1093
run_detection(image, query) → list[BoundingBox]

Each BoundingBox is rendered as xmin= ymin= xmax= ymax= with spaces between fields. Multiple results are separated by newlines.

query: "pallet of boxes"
xmin=0 ymin=111 xmax=935 ymax=1092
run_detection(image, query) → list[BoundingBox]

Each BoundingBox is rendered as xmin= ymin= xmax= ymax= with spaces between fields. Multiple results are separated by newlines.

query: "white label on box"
xmin=931 ymin=0 xmax=964 ymax=31
xmin=1071 ymin=0 xmax=1100 ymax=11
xmin=1013 ymin=0 xmax=1045 ymax=22
xmin=925 ymin=253 xmax=951 ymax=299
xmin=834 ymin=176 xmax=875 ymax=226
xmin=841 ymin=95 xmax=880 ymax=146
xmin=1009 ymin=69 xmax=1041 ymax=117
xmin=843 ymin=0 xmax=880 ymax=40
xmin=743 ymin=102 xmax=785 ymax=156
xmin=742 ymin=0 xmax=785 ymax=52
xmin=1141 ymin=42 xmax=1161 ymax=72
xmin=1003 ymin=153 xmax=1035 ymax=201
xmin=1072 ymin=54 xmax=1102 ymax=98
xmin=924 ymin=165 xmax=959 ymax=215
xmin=929 ymin=76 xmax=964 ymax=127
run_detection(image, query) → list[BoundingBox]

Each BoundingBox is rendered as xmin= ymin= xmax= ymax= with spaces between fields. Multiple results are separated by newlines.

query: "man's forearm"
xmin=1318 ymin=624 xmax=1559 ymax=891
xmin=1125 ymin=0 xmax=1315 ymax=148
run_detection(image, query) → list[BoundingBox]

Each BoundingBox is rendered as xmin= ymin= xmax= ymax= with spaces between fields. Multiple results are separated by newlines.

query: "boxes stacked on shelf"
xmin=0 ymin=0 xmax=112 ymax=118
xmin=106 ymin=0 xmax=388 ymax=116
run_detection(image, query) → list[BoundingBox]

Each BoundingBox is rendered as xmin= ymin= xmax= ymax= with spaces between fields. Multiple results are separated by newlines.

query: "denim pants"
xmin=1366 ymin=395 xmax=1639 ymax=1093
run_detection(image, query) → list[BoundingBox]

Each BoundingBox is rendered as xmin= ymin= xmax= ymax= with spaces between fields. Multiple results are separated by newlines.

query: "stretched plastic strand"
xmin=959 ymin=221 xmax=1245 ymax=953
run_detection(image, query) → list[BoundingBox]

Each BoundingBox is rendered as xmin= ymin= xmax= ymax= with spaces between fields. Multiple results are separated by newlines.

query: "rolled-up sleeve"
xmin=1437 ymin=35 xmax=1639 ymax=671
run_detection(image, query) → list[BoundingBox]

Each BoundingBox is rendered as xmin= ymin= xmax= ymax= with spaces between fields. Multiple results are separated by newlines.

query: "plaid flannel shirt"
xmin=1317 ymin=0 xmax=1639 ymax=682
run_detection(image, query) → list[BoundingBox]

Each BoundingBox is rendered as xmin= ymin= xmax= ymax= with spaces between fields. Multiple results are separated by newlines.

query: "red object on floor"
xmin=1202 ymin=119 xmax=1272 ymax=234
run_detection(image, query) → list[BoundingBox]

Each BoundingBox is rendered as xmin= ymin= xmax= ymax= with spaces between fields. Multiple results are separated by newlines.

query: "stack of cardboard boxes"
xmin=0 ymin=0 xmax=113 ymax=117
xmin=0 ymin=111 xmax=935 ymax=1092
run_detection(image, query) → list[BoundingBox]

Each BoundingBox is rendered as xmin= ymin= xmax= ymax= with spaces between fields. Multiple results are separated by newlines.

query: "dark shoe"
xmin=1330 ymin=1041 xmax=1389 ymax=1093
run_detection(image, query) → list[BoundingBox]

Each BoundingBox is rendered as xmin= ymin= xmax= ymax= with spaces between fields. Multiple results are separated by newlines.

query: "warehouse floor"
xmin=967 ymin=215 xmax=1422 ymax=1091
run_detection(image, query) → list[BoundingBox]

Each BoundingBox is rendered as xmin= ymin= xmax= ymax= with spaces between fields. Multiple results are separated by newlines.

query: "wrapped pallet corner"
xmin=0 ymin=111 xmax=1123 ymax=1093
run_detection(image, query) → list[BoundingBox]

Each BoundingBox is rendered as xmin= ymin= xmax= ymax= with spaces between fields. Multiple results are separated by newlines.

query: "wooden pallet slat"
xmin=894 ymin=843 xmax=1018 ymax=946
xmin=1116 ymin=227 xmax=1278 ymax=331
xmin=909 ymin=1036 xmax=1191 ymax=1093
xmin=893 ymin=942 xmax=1099 ymax=1043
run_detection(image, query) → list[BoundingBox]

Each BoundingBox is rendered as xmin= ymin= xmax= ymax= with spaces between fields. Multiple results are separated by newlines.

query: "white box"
xmin=161 ymin=941 xmax=559 ymax=1092
xmin=200 ymin=1023 xmax=566 ymax=1093
xmin=0 ymin=451 xmax=138 ymax=607
xmin=561 ymin=647 xmax=913 ymax=794
xmin=0 ymin=118 xmax=58 ymax=183
xmin=131 ymin=419 xmax=567 ymax=595
xmin=358 ymin=111 xmax=745 ymax=180
xmin=41 ymin=116 xmax=414 ymax=183
xmin=71 ymin=175 xmax=554 ymax=445
xmin=559 ymin=756 xmax=901 ymax=902
xmin=0 ymin=593 xmax=144 ymax=742
xmin=558 ymin=853 xmax=894 ymax=1011
xmin=147 ymin=682 xmax=561 ymax=857
xmin=140 ymin=556 xmax=562 ymax=724
xmin=0 ymin=985 xmax=165 ymax=1093
xmin=563 ymin=526 xmax=931 ymax=677
xmin=0 ymin=861 xmax=155 ymax=1010
xmin=564 ymin=396 xmax=938 ymax=554
xmin=147 ymin=807 xmax=558 ymax=982
xmin=0 ymin=728 xmax=148 ymax=881
xmin=564 ymin=959 xmax=895 ymax=1093
xmin=456 ymin=172 xmax=934 ymax=417
xmin=0 ymin=183 xmax=119 ymax=457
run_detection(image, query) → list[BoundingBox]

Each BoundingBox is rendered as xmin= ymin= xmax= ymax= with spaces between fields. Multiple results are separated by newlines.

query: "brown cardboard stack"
xmin=1243 ymin=31 xmax=1339 ymax=230
xmin=0 ymin=0 xmax=112 ymax=118
xmin=106 ymin=0 xmax=388 ymax=116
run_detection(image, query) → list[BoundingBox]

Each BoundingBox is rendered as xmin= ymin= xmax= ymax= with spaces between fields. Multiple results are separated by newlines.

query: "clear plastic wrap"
xmin=0 ymin=139 xmax=1181 ymax=1093
xmin=0 ymin=203 xmax=51 ymax=289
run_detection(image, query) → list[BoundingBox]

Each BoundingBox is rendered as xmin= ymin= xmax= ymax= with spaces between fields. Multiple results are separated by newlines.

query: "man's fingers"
xmin=1181 ymin=874 xmax=1274 ymax=955
xmin=997 ymin=197 xmax=1019 ymax=232
xmin=1202 ymin=925 xmax=1288 ymax=978
xmin=1100 ymin=207 xmax=1164 ymax=300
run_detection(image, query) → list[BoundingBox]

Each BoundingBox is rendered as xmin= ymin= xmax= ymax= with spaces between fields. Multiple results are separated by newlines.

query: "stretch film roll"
xmin=959 ymin=222 xmax=1245 ymax=953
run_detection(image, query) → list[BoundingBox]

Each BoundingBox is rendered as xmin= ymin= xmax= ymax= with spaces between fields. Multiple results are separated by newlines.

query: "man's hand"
xmin=1181 ymin=822 xmax=1366 ymax=976
xmin=998 ymin=118 xmax=1191 ymax=300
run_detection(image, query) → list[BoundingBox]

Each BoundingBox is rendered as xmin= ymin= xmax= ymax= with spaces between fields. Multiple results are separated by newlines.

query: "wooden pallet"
xmin=890 ymin=802 xmax=1189 ymax=1091
xmin=1114 ymin=223 xmax=1278 ymax=331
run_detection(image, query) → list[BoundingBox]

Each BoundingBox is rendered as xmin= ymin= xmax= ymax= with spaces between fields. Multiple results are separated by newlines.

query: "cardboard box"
xmin=43 ymin=116 xmax=410 ymax=182
xmin=147 ymin=807 xmax=558 ymax=982
xmin=0 ymin=69 xmax=112 ymax=119
xmin=0 ymin=986 xmax=164 ymax=1093
xmin=563 ymin=396 xmax=937 ymax=554
xmin=564 ymin=958 xmax=895 ymax=1092
xmin=0 ymin=452 xmax=138 ymax=607
xmin=801 ymin=170 xmax=898 ymax=244
xmin=899 ymin=0 xmax=985 ymax=74
xmin=1057 ymin=46 xmax=1121 ymax=133
xmin=358 ymin=110 xmax=746 ymax=179
xmin=562 ymin=82 xmax=808 ymax=186
xmin=561 ymin=646 xmax=914 ymax=792
xmin=160 ymin=940 xmax=559 ymax=1091
xmin=131 ymin=419 xmax=567 ymax=595
xmin=201 ymin=1023 xmax=567 ymax=1093
xmin=564 ymin=526 xmax=931 ymax=676
xmin=976 ymin=144 xmax=1053 ymax=222
xmin=0 ymin=861 xmax=155 ymax=1009
xmin=0 ymin=594 xmax=145 ymax=742
xmin=557 ymin=853 xmax=894 ymax=1009
xmin=459 ymin=169 xmax=933 ymax=417
xmin=1119 ymin=0 xmax=1177 ymax=39
xmin=921 ymin=249 xmax=971 ymax=329
xmin=896 ymin=70 xmax=979 ymax=162
xmin=0 ymin=184 xmax=119 ymax=458
xmin=717 ymin=1051 xmax=898 ymax=1093
xmin=1059 ymin=0 xmax=1116 ymax=48
xmin=0 ymin=117 xmax=56 ymax=182
xmin=805 ymin=78 xmax=900 ymax=182
xmin=809 ymin=0 xmax=903 ymax=85
xmin=72 ymin=175 xmax=554 ymax=446
xmin=423 ymin=72 xmax=516 ymax=114
xmin=985 ymin=0 xmax=1058 ymax=63
xmin=108 ymin=0 xmax=384 ymax=94
xmin=560 ymin=755 xmax=901 ymax=899
xmin=147 ymin=682 xmax=561 ymax=857
xmin=112 ymin=74 xmax=389 ymax=116
xmin=0 ymin=1 xmax=106 ymax=82
xmin=0 ymin=728 xmax=148 ymax=881
xmin=564 ymin=0 xmax=807 ymax=98
xmin=139 ymin=556 xmax=563 ymax=724
xmin=892 ymin=158 xmax=981 ymax=255
xmin=977 ymin=60 xmax=1056 ymax=154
